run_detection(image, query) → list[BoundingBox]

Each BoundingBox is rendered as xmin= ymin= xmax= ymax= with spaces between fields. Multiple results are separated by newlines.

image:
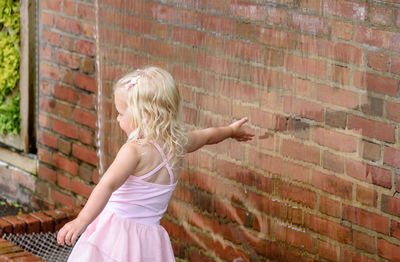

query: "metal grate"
xmin=3 ymin=232 xmax=74 ymax=262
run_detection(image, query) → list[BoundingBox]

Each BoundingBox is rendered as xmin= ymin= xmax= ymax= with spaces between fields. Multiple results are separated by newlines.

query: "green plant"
xmin=0 ymin=0 xmax=20 ymax=135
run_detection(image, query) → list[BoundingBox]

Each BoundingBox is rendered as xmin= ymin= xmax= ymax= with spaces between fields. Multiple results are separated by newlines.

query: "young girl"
xmin=57 ymin=66 xmax=253 ymax=261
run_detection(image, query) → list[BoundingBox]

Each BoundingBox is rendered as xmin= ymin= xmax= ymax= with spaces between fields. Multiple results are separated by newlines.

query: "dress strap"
xmin=136 ymin=140 xmax=175 ymax=184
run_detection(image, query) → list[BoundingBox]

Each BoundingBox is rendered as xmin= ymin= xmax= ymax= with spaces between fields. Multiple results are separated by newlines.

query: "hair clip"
xmin=125 ymin=76 xmax=140 ymax=89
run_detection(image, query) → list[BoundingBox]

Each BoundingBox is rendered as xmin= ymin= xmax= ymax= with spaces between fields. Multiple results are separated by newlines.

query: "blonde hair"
xmin=114 ymin=66 xmax=187 ymax=162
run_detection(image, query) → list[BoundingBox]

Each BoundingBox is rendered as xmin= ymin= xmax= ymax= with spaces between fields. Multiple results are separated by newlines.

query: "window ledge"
xmin=0 ymin=146 xmax=37 ymax=174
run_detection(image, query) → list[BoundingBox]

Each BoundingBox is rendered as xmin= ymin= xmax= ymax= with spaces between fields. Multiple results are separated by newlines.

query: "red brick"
xmin=63 ymin=1 xmax=76 ymax=16
xmin=340 ymin=249 xmax=377 ymax=262
xmin=37 ymin=130 xmax=57 ymax=149
xmin=51 ymin=189 xmax=75 ymax=208
xmin=52 ymin=118 xmax=78 ymax=139
xmin=56 ymin=51 xmax=80 ymax=69
xmin=313 ymin=127 xmax=357 ymax=153
xmin=285 ymin=54 xmax=326 ymax=79
xmin=356 ymin=185 xmax=377 ymax=207
xmin=40 ymin=46 xmax=52 ymax=61
xmin=282 ymin=139 xmax=320 ymax=165
xmin=279 ymin=183 xmax=316 ymax=208
xmin=76 ymin=39 xmax=95 ymax=57
xmin=319 ymin=241 xmax=338 ymax=261
xmin=323 ymin=1 xmax=367 ymax=21
xmin=252 ymin=67 xmax=284 ymax=88
xmin=289 ymin=12 xmax=328 ymax=35
xmin=55 ymin=16 xmax=81 ymax=34
xmin=393 ymin=55 xmax=400 ymax=75
xmin=346 ymin=159 xmax=392 ymax=188
xmin=256 ymin=26 xmax=296 ymax=49
xmin=319 ymin=84 xmax=358 ymax=108
xmin=343 ymin=205 xmax=389 ymax=234
xmin=41 ymin=12 xmax=53 ymax=27
xmin=353 ymin=230 xmax=376 ymax=253
xmin=2 ymin=216 xmax=26 ymax=234
xmin=79 ymin=128 xmax=93 ymax=145
xmin=43 ymin=0 xmax=61 ymax=11
xmin=354 ymin=71 xmax=398 ymax=96
xmin=72 ymin=144 xmax=97 ymax=166
xmin=42 ymin=30 xmax=60 ymax=46
xmin=384 ymin=146 xmax=400 ymax=169
xmin=229 ymin=2 xmax=265 ymax=21
xmin=392 ymin=220 xmax=400 ymax=240
xmin=311 ymin=170 xmax=352 ymax=199
xmin=397 ymin=173 xmax=400 ymax=192
xmin=75 ymin=73 xmax=96 ymax=92
xmin=283 ymin=96 xmax=323 ymax=122
xmin=73 ymin=108 xmax=96 ymax=129
xmin=355 ymin=25 xmax=400 ymax=53
xmin=322 ymin=150 xmax=344 ymax=173
xmin=370 ymin=5 xmax=392 ymax=26
xmin=83 ymin=22 xmax=95 ymax=39
xmin=53 ymin=85 xmax=79 ymax=103
xmin=319 ymin=196 xmax=340 ymax=217
xmin=248 ymin=149 xmax=284 ymax=176
xmin=16 ymin=214 xmax=40 ymax=234
xmin=386 ymin=101 xmax=400 ymax=123
xmin=38 ymin=113 xmax=51 ymax=129
xmin=57 ymin=173 xmax=71 ymax=190
xmin=368 ymin=51 xmax=389 ymax=72
xmin=250 ymin=109 xmax=286 ymax=131
xmin=38 ymin=164 xmax=56 ymax=183
xmin=382 ymin=194 xmax=400 ymax=217
xmin=273 ymin=220 xmax=314 ymax=252
xmin=43 ymin=210 xmax=68 ymax=231
xmin=377 ymin=238 xmax=400 ymax=262
xmin=332 ymin=20 xmax=353 ymax=40
xmin=78 ymin=4 xmax=95 ymax=21
xmin=71 ymin=179 xmax=93 ymax=198
xmin=331 ymin=65 xmax=351 ymax=85
xmin=29 ymin=212 xmax=54 ymax=233
xmin=38 ymin=147 xmax=51 ymax=164
xmin=360 ymin=140 xmax=381 ymax=161
xmin=266 ymin=6 xmax=287 ymax=26
xmin=306 ymin=213 xmax=351 ymax=244
xmin=55 ymin=101 xmax=74 ymax=120
xmin=52 ymin=153 xmax=78 ymax=175
xmin=40 ymin=63 xmax=60 ymax=81
xmin=348 ymin=114 xmax=395 ymax=143
xmin=0 ymin=219 xmax=13 ymax=236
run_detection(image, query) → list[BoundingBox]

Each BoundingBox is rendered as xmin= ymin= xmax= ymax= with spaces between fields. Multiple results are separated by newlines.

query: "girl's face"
xmin=114 ymin=89 xmax=134 ymax=136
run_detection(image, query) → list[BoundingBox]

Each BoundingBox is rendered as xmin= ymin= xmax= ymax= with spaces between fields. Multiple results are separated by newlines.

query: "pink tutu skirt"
xmin=67 ymin=210 xmax=175 ymax=262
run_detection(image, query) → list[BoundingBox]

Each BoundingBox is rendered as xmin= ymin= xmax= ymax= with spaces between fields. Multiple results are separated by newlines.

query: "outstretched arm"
xmin=57 ymin=142 xmax=140 ymax=246
xmin=185 ymin=117 xmax=253 ymax=153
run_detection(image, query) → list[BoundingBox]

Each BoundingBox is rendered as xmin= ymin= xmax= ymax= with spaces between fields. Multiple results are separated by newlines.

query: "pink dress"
xmin=67 ymin=140 xmax=176 ymax=262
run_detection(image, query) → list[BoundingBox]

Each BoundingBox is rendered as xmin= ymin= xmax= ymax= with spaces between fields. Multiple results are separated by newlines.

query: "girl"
xmin=57 ymin=66 xmax=253 ymax=261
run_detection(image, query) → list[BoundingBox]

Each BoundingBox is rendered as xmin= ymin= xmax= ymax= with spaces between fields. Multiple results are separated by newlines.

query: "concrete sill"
xmin=0 ymin=146 xmax=37 ymax=175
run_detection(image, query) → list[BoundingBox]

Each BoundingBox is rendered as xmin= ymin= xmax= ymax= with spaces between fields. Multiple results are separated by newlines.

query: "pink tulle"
xmin=67 ymin=209 xmax=175 ymax=262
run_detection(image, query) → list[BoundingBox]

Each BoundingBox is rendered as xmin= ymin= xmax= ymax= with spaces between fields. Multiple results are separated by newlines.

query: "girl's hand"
xmin=229 ymin=117 xmax=254 ymax=142
xmin=57 ymin=218 xmax=87 ymax=246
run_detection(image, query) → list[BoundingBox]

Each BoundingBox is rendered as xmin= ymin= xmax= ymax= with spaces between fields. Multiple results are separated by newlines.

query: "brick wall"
xmin=37 ymin=0 xmax=97 ymax=210
xmin=37 ymin=0 xmax=400 ymax=261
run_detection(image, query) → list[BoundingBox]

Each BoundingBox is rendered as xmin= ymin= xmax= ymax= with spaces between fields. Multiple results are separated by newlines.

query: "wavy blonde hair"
xmin=114 ymin=66 xmax=187 ymax=162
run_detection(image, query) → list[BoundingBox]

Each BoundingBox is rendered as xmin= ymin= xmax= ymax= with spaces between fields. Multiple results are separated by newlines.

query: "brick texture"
xmin=30 ymin=0 xmax=400 ymax=261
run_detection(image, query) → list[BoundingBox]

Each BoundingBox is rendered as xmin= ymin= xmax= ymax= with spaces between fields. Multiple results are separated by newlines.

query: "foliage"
xmin=0 ymin=0 xmax=20 ymax=135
